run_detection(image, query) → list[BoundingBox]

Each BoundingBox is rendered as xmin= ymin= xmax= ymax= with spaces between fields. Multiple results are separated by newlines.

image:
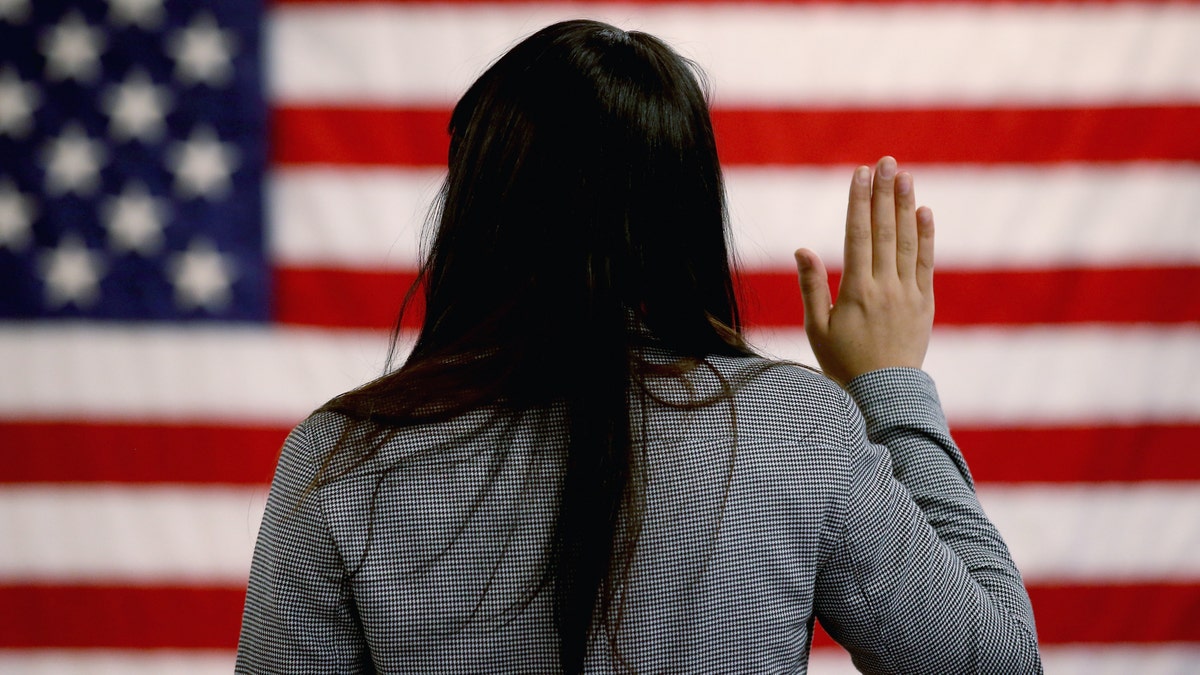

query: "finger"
xmin=894 ymin=171 xmax=919 ymax=280
xmin=871 ymin=156 xmax=898 ymax=278
xmin=843 ymin=165 xmax=873 ymax=281
xmin=795 ymin=248 xmax=832 ymax=335
xmin=915 ymin=206 xmax=935 ymax=294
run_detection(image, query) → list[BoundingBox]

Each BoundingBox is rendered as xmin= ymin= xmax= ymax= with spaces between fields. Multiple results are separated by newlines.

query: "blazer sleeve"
xmin=813 ymin=368 xmax=1042 ymax=674
xmin=236 ymin=419 xmax=373 ymax=673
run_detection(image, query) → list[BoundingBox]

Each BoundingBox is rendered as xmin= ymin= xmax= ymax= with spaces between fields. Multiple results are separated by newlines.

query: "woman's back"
xmin=238 ymin=356 xmax=1039 ymax=673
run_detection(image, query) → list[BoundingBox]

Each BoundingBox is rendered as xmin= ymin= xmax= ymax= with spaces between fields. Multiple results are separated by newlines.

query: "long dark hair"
xmin=317 ymin=19 xmax=756 ymax=671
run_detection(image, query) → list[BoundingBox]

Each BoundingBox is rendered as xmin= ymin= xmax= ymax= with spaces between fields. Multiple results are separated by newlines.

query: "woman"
xmin=237 ymin=19 xmax=1041 ymax=673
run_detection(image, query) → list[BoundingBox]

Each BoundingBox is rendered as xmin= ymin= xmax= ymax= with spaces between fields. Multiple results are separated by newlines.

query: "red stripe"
xmin=273 ymin=267 xmax=422 ymax=331
xmin=0 ymin=422 xmax=285 ymax=485
xmin=1028 ymin=583 xmax=1200 ymax=644
xmin=272 ymin=106 xmax=1200 ymax=167
xmin=0 ymin=585 xmax=246 ymax=650
xmin=712 ymin=106 xmax=1200 ymax=166
xmin=1 ymin=583 xmax=1194 ymax=648
xmin=958 ymin=426 xmax=1200 ymax=484
xmin=809 ymin=583 xmax=1200 ymax=648
xmin=741 ymin=267 xmax=1200 ymax=327
xmin=273 ymin=266 xmax=1200 ymax=329
xmin=3 ymin=421 xmax=1197 ymax=484
xmin=273 ymin=108 xmax=449 ymax=167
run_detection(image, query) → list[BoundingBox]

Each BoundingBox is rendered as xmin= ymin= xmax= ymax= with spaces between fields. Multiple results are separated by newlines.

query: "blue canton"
xmin=0 ymin=0 xmax=266 ymax=321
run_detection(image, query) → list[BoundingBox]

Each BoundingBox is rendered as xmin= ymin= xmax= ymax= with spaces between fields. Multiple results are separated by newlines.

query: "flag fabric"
xmin=0 ymin=0 xmax=267 ymax=321
xmin=1 ymin=0 xmax=1199 ymax=672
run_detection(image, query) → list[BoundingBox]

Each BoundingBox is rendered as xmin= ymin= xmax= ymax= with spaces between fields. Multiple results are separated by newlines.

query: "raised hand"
xmin=794 ymin=156 xmax=936 ymax=386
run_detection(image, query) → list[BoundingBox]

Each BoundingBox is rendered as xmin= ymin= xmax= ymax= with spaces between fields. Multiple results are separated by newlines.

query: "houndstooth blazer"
xmin=236 ymin=358 xmax=1042 ymax=673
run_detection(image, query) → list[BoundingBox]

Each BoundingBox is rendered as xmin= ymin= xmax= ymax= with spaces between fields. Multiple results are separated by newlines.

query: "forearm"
xmin=841 ymin=367 xmax=1041 ymax=671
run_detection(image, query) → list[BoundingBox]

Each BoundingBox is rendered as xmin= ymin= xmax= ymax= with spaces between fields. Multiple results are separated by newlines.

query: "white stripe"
xmin=978 ymin=484 xmax=1200 ymax=583
xmin=0 ymin=486 xmax=264 ymax=584
xmin=728 ymin=163 xmax=1200 ymax=269
xmin=0 ymin=646 xmax=1194 ymax=675
xmin=269 ymin=3 xmax=1200 ymax=105
xmin=0 ymin=483 xmax=1196 ymax=582
xmin=753 ymin=326 xmax=1200 ymax=426
xmin=270 ymin=168 xmax=436 ymax=270
xmin=1 ymin=325 xmax=1197 ymax=425
xmin=1039 ymin=645 xmax=1200 ymax=675
xmin=805 ymin=649 xmax=860 ymax=675
xmin=270 ymin=164 xmax=1200 ymax=269
xmin=0 ymin=324 xmax=399 ymax=424
xmin=808 ymin=645 xmax=1200 ymax=675
xmin=0 ymin=650 xmax=235 ymax=675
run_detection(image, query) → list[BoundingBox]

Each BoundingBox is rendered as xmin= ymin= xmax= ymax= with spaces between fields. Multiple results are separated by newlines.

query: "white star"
xmin=102 ymin=69 xmax=172 ymax=142
xmin=40 ymin=11 xmax=106 ymax=83
xmin=0 ymin=67 xmax=40 ymax=138
xmin=38 ymin=234 xmax=107 ymax=308
xmin=0 ymin=0 xmax=30 ymax=24
xmin=167 ymin=14 xmax=237 ymax=87
xmin=167 ymin=239 xmax=237 ymax=312
xmin=0 ymin=179 xmax=36 ymax=250
xmin=102 ymin=182 xmax=168 ymax=255
xmin=40 ymin=122 xmax=108 ymax=196
xmin=166 ymin=126 xmax=239 ymax=200
xmin=107 ymin=0 xmax=164 ymax=29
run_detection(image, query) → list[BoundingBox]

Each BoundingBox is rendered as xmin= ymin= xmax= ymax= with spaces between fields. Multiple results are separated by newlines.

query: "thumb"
xmin=794 ymin=248 xmax=831 ymax=334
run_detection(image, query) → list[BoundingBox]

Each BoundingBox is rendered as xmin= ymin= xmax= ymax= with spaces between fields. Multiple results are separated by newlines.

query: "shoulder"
xmin=705 ymin=354 xmax=859 ymax=446
xmin=277 ymin=409 xmax=351 ymax=466
xmin=292 ymin=409 xmax=355 ymax=456
xmin=730 ymin=357 xmax=848 ymax=407
xmin=269 ymin=409 xmax=380 ymax=496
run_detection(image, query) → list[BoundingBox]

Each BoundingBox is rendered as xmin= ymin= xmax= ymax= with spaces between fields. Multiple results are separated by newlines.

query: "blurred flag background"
xmin=1 ymin=0 xmax=1198 ymax=672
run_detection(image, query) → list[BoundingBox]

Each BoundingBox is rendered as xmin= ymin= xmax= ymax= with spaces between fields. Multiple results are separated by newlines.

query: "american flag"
xmin=1 ymin=0 xmax=1198 ymax=672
